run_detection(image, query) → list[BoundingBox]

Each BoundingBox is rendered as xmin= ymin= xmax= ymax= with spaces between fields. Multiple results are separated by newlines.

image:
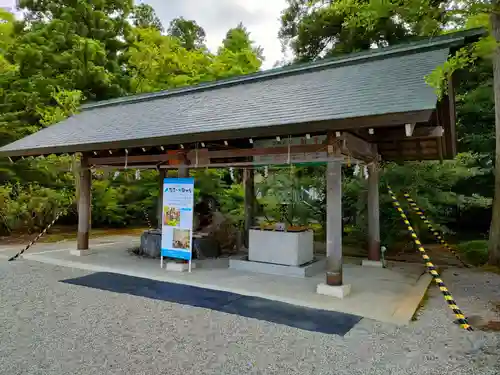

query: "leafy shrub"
xmin=456 ymin=240 xmax=489 ymax=266
xmin=0 ymin=182 xmax=74 ymax=234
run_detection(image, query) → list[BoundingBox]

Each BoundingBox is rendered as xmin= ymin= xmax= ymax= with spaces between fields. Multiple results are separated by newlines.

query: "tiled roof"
xmin=0 ymin=28 xmax=485 ymax=157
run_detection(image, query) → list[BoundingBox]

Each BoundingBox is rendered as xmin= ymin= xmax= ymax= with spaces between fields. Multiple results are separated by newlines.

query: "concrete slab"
xmin=0 ymin=235 xmax=140 ymax=260
xmin=6 ymin=237 xmax=432 ymax=325
xmin=229 ymin=256 xmax=326 ymax=278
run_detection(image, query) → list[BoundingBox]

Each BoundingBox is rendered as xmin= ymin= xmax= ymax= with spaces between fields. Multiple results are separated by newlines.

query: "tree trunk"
xmin=489 ymin=9 xmax=500 ymax=266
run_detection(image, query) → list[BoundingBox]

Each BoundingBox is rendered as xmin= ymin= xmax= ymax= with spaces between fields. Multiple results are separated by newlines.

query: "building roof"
xmin=0 ymin=28 xmax=485 ymax=159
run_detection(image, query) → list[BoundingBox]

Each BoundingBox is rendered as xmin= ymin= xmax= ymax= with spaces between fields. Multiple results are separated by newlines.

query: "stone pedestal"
xmin=193 ymin=236 xmax=221 ymax=259
xmin=165 ymin=261 xmax=197 ymax=272
xmin=248 ymin=228 xmax=313 ymax=266
xmin=139 ymin=229 xmax=162 ymax=258
xmin=316 ymin=283 xmax=351 ymax=299
xmin=229 ymin=255 xmax=325 ymax=278
xmin=362 ymin=259 xmax=384 ymax=268
xmin=70 ymin=249 xmax=94 ymax=257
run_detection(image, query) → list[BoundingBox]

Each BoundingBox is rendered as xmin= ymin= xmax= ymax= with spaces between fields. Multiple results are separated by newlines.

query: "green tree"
xmin=277 ymin=0 xmax=497 ymax=261
xmin=167 ymin=17 xmax=206 ymax=50
xmin=332 ymin=0 xmax=500 ymax=265
xmin=221 ymin=23 xmax=263 ymax=57
xmin=124 ymin=27 xmax=213 ymax=93
xmin=278 ymin=0 xmax=449 ymax=62
xmin=214 ymin=23 xmax=263 ymax=77
xmin=130 ymin=3 xmax=163 ymax=32
xmin=19 ymin=0 xmax=133 ymax=62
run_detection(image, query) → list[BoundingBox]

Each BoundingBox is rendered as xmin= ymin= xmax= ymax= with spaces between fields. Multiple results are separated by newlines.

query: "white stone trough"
xmin=229 ymin=227 xmax=325 ymax=278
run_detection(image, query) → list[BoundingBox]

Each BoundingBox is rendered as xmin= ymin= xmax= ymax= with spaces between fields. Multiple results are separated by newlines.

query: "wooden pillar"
xmin=367 ymin=163 xmax=381 ymax=261
xmin=77 ymin=154 xmax=91 ymax=250
xmin=178 ymin=167 xmax=189 ymax=178
xmin=325 ymin=159 xmax=343 ymax=285
xmin=243 ymin=168 xmax=254 ymax=248
xmin=157 ymin=169 xmax=167 ymax=229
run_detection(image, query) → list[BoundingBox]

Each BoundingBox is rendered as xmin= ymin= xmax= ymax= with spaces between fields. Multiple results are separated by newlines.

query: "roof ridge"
xmin=82 ymin=28 xmax=485 ymax=111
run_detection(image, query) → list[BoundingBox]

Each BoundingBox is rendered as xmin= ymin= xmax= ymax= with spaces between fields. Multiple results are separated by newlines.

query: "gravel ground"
xmin=0 ymin=260 xmax=499 ymax=375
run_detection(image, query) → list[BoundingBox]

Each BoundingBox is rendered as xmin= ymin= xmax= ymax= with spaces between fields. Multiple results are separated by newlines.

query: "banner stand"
xmin=160 ymin=177 xmax=195 ymax=271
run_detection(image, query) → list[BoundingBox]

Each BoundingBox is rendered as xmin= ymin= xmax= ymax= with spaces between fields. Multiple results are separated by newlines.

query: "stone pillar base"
xmin=165 ymin=261 xmax=196 ymax=272
xmin=70 ymin=249 xmax=94 ymax=257
xmin=316 ymin=283 xmax=351 ymax=299
xmin=362 ymin=259 xmax=384 ymax=268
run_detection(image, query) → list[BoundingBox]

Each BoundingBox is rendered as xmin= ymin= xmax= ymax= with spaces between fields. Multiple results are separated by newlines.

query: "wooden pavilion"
xmin=0 ymin=29 xmax=483 ymax=292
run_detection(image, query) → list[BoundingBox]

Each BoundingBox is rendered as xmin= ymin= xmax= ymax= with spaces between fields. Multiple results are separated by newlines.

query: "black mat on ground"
xmin=61 ymin=272 xmax=362 ymax=336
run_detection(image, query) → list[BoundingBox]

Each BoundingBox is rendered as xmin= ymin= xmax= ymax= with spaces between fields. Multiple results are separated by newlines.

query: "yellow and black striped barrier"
xmin=387 ymin=185 xmax=473 ymax=331
xmin=8 ymin=211 xmax=64 ymax=261
xmin=402 ymin=193 xmax=470 ymax=268
xmin=142 ymin=205 xmax=153 ymax=230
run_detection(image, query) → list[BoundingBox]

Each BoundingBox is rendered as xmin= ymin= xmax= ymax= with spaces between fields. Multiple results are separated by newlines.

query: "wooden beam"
xmin=89 ymin=153 xmax=182 ymax=165
xmin=89 ymin=144 xmax=329 ymax=166
xmin=339 ymin=132 xmax=377 ymax=162
xmin=0 ymin=110 xmax=434 ymax=158
xmin=95 ymin=155 xmax=346 ymax=170
xmin=190 ymin=144 xmax=327 ymax=159
xmin=368 ymin=126 xmax=444 ymax=142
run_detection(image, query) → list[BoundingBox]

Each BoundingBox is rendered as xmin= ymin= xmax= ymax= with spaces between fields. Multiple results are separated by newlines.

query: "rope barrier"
xmin=402 ymin=193 xmax=471 ymax=268
xmin=387 ymin=185 xmax=473 ymax=331
xmin=142 ymin=206 xmax=153 ymax=230
xmin=8 ymin=211 xmax=65 ymax=261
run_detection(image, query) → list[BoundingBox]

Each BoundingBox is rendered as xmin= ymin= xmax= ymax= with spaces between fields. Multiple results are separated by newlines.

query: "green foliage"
xmin=425 ymin=46 xmax=479 ymax=97
xmin=279 ymin=0 xmax=448 ymax=62
xmin=0 ymin=182 xmax=73 ymax=234
xmin=124 ymin=25 xmax=263 ymax=94
xmin=0 ymin=2 xmax=264 ymax=235
xmin=131 ymin=3 xmax=163 ymax=32
xmin=256 ymin=166 xmax=325 ymax=227
xmin=90 ymin=169 xmax=158 ymax=227
xmin=193 ymin=169 xmax=245 ymax=226
xmin=0 ymin=0 xmax=496 ymax=262
xmin=456 ymin=240 xmax=489 ymax=266
xmin=167 ymin=17 xmax=206 ymax=51
xmin=36 ymin=89 xmax=84 ymax=126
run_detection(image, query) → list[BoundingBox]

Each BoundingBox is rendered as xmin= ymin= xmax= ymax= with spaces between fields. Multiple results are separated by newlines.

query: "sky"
xmin=0 ymin=0 xmax=17 ymax=13
xmin=142 ymin=0 xmax=288 ymax=70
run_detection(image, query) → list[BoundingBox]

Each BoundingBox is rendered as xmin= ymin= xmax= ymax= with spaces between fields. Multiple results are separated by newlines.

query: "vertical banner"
xmin=161 ymin=178 xmax=195 ymax=268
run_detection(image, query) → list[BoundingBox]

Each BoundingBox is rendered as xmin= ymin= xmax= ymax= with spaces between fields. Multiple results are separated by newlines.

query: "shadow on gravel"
xmin=61 ymin=271 xmax=362 ymax=336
